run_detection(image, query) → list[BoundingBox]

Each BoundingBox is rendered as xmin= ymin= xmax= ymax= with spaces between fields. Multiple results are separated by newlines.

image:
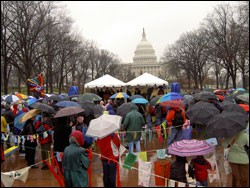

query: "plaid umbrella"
xmin=110 ymin=92 xmax=130 ymax=99
xmin=168 ymin=139 xmax=213 ymax=157
xmin=206 ymin=111 xmax=248 ymax=138
xmin=53 ymin=106 xmax=85 ymax=118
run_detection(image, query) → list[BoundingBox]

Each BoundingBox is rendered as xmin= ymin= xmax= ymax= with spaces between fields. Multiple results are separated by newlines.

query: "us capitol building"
xmin=123 ymin=28 xmax=164 ymax=77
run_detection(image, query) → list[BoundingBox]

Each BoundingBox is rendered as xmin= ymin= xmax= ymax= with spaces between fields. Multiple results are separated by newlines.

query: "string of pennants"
xmin=1 ymin=140 xmax=214 ymax=187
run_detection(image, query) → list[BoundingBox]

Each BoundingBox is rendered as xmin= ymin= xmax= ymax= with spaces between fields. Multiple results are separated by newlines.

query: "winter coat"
xmin=97 ymin=133 xmax=120 ymax=161
xmin=191 ymin=157 xmax=211 ymax=181
xmin=63 ymin=142 xmax=89 ymax=187
xmin=123 ymin=104 xmax=145 ymax=142
xmin=34 ymin=119 xmax=53 ymax=145
xmin=170 ymin=159 xmax=187 ymax=183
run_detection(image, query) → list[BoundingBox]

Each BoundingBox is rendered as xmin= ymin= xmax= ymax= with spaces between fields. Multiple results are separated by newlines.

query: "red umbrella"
xmin=238 ymin=104 xmax=249 ymax=112
xmin=160 ymin=99 xmax=184 ymax=108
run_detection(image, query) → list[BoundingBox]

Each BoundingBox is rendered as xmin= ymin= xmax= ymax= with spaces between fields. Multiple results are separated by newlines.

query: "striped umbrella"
xmin=168 ymin=139 xmax=213 ymax=157
xmin=15 ymin=93 xmax=28 ymax=100
xmin=110 ymin=92 xmax=130 ymax=99
xmin=5 ymin=95 xmax=20 ymax=103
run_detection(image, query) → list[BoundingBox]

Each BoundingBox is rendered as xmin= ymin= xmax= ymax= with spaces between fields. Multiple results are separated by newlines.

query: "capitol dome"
xmin=133 ymin=28 xmax=157 ymax=64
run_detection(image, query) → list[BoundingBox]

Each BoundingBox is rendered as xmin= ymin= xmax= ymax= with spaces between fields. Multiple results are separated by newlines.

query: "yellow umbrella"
xmin=19 ymin=109 xmax=41 ymax=123
xmin=15 ymin=93 xmax=28 ymax=100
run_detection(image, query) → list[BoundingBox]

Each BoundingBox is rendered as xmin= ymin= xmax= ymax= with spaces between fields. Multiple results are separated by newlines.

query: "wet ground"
xmin=1 ymin=133 xmax=235 ymax=187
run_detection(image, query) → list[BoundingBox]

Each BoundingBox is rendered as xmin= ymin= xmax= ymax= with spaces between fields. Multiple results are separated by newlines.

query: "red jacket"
xmin=34 ymin=120 xmax=53 ymax=145
xmin=166 ymin=107 xmax=186 ymax=127
xmin=96 ymin=133 xmax=120 ymax=161
xmin=191 ymin=158 xmax=211 ymax=181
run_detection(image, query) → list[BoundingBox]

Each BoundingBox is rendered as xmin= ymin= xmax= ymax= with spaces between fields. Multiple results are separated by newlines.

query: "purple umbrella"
xmin=168 ymin=139 xmax=213 ymax=157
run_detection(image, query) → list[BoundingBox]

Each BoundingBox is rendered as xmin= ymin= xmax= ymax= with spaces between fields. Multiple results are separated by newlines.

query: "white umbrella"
xmin=86 ymin=114 xmax=122 ymax=139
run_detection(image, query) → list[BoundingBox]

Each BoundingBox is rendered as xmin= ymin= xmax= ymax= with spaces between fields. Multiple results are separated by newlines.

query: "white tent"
xmin=84 ymin=74 xmax=125 ymax=88
xmin=125 ymin=72 xmax=169 ymax=87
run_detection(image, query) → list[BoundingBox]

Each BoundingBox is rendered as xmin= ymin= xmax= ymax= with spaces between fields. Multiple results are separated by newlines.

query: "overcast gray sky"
xmin=62 ymin=1 xmax=238 ymax=63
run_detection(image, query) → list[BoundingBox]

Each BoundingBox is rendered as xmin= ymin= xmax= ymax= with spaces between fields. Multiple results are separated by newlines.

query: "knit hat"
xmin=70 ymin=130 xmax=84 ymax=147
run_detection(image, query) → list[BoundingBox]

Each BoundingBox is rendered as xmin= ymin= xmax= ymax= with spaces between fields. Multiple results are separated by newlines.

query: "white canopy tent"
xmin=84 ymin=74 xmax=125 ymax=88
xmin=125 ymin=72 xmax=169 ymax=87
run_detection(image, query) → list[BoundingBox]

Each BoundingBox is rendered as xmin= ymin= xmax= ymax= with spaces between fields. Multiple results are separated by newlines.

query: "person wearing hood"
xmin=123 ymin=103 xmax=145 ymax=153
xmin=106 ymin=104 xmax=116 ymax=115
xmin=63 ymin=130 xmax=90 ymax=187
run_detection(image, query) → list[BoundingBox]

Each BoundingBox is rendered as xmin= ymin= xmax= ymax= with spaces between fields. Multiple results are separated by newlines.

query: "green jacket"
xmin=222 ymin=131 xmax=249 ymax=164
xmin=123 ymin=104 xmax=145 ymax=142
xmin=63 ymin=143 xmax=90 ymax=187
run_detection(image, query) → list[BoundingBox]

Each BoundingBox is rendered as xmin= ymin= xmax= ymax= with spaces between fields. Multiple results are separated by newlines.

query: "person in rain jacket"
xmin=96 ymin=133 xmax=120 ymax=187
xmin=63 ymin=130 xmax=90 ymax=187
xmin=170 ymin=156 xmax=188 ymax=183
xmin=123 ymin=103 xmax=145 ymax=153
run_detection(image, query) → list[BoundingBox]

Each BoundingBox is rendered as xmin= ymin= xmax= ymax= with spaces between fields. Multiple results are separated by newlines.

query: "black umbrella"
xmin=186 ymin=101 xmax=220 ymax=125
xmin=221 ymin=101 xmax=246 ymax=114
xmin=149 ymin=95 xmax=162 ymax=106
xmin=77 ymin=93 xmax=102 ymax=102
xmin=80 ymin=101 xmax=103 ymax=117
xmin=129 ymin=94 xmax=145 ymax=101
xmin=116 ymin=102 xmax=138 ymax=121
xmin=46 ymin=95 xmax=64 ymax=102
xmin=194 ymin=91 xmax=217 ymax=102
xmin=30 ymin=102 xmax=56 ymax=114
xmin=206 ymin=111 xmax=248 ymax=138
xmin=54 ymin=106 xmax=85 ymax=118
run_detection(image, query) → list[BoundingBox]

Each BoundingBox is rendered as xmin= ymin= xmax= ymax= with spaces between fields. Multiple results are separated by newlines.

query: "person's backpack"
xmin=172 ymin=109 xmax=184 ymax=129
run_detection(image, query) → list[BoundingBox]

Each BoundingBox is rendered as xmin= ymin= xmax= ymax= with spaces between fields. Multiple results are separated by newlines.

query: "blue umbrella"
xmin=132 ymin=98 xmax=149 ymax=104
xmin=110 ymin=92 xmax=130 ymax=99
xmin=55 ymin=100 xmax=81 ymax=107
xmin=159 ymin=92 xmax=183 ymax=103
xmin=14 ymin=112 xmax=27 ymax=130
xmin=27 ymin=98 xmax=38 ymax=106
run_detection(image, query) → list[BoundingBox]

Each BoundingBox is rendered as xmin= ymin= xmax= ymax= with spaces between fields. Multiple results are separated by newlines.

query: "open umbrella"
xmin=194 ymin=91 xmax=217 ymax=102
xmin=5 ymin=95 xmax=20 ymax=104
xmin=160 ymin=99 xmax=184 ymax=108
xmin=116 ymin=102 xmax=138 ymax=120
xmin=53 ymin=106 xmax=85 ymax=118
xmin=27 ymin=98 xmax=38 ymax=106
xmin=110 ymin=92 xmax=130 ymax=99
xmin=132 ymin=98 xmax=148 ymax=104
xmin=238 ymin=104 xmax=249 ymax=112
xmin=46 ymin=95 xmax=64 ymax=102
xmin=168 ymin=139 xmax=213 ymax=157
xmin=182 ymin=95 xmax=195 ymax=106
xmin=221 ymin=101 xmax=246 ymax=114
xmin=19 ymin=109 xmax=41 ymax=123
xmin=14 ymin=112 xmax=27 ymax=130
xmin=80 ymin=101 xmax=103 ymax=117
xmin=30 ymin=102 xmax=56 ymax=114
xmin=236 ymin=94 xmax=249 ymax=103
xmin=186 ymin=101 xmax=220 ymax=125
xmin=77 ymin=93 xmax=102 ymax=102
xmin=15 ymin=93 xmax=28 ymax=100
xmin=86 ymin=114 xmax=122 ymax=139
xmin=206 ymin=111 xmax=248 ymax=138
xmin=158 ymin=92 xmax=183 ymax=103
xmin=149 ymin=95 xmax=162 ymax=106
xmin=55 ymin=100 xmax=81 ymax=108
xmin=129 ymin=94 xmax=145 ymax=101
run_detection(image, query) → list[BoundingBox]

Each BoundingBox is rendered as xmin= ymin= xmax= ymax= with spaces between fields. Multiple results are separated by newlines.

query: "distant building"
xmin=123 ymin=28 xmax=164 ymax=77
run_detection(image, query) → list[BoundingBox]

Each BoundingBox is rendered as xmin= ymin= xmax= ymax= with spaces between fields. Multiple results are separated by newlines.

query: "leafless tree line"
xmin=161 ymin=1 xmax=249 ymax=90
xmin=1 ymin=1 xmax=126 ymax=95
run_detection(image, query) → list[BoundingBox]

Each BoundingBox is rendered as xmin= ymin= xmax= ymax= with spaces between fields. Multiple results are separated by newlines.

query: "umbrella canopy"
xmin=182 ymin=95 xmax=195 ymax=106
xmin=110 ymin=92 xmax=130 ymax=99
xmin=53 ymin=106 xmax=85 ymax=118
xmin=221 ymin=101 xmax=246 ymax=114
xmin=168 ymin=139 xmax=213 ymax=157
xmin=86 ymin=114 xmax=122 ymax=139
xmin=186 ymin=101 xmax=220 ymax=125
xmin=158 ymin=92 xmax=183 ymax=103
xmin=19 ymin=109 xmax=41 ymax=123
xmin=77 ymin=93 xmax=102 ymax=102
xmin=236 ymin=94 xmax=249 ymax=103
xmin=161 ymin=99 xmax=184 ymax=108
xmin=149 ymin=95 xmax=162 ymax=106
xmin=30 ymin=102 xmax=56 ymax=114
xmin=206 ymin=111 xmax=248 ymax=138
xmin=132 ymin=98 xmax=148 ymax=104
xmin=80 ymin=101 xmax=103 ymax=117
xmin=14 ymin=113 xmax=27 ymax=130
xmin=27 ymin=98 xmax=38 ymax=106
xmin=116 ymin=102 xmax=138 ymax=120
xmin=129 ymin=94 xmax=145 ymax=101
xmin=5 ymin=95 xmax=20 ymax=103
xmin=55 ymin=100 xmax=81 ymax=108
xmin=46 ymin=95 xmax=64 ymax=102
xmin=15 ymin=93 xmax=28 ymax=100
xmin=238 ymin=104 xmax=249 ymax=112
xmin=194 ymin=91 xmax=217 ymax=102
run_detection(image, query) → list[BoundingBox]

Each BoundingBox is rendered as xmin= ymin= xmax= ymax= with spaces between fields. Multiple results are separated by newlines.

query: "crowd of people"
xmin=1 ymin=86 xmax=249 ymax=187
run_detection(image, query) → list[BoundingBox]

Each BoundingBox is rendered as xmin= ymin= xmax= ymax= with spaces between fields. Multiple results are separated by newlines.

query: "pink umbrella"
xmin=168 ymin=139 xmax=213 ymax=157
